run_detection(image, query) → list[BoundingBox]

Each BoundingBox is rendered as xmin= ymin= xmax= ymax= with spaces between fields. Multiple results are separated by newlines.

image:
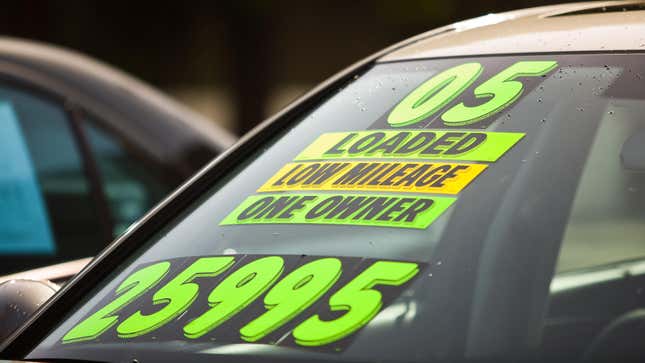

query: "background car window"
xmin=0 ymin=84 xmax=105 ymax=274
xmin=81 ymin=119 xmax=170 ymax=236
xmin=0 ymin=100 xmax=53 ymax=255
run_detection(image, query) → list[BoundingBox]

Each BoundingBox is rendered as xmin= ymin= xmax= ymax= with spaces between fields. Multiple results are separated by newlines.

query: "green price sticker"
xmin=62 ymin=262 xmax=170 ymax=344
xmin=116 ymin=257 xmax=235 ymax=338
xmin=293 ymin=260 xmax=419 ymax=346
xmin=183 ymin=256 xmax=284 ymax=339
xmin=61 ymin=255 xmax=425 ymax=351
xmin=240 ymin=257 xmax=342 ymax=342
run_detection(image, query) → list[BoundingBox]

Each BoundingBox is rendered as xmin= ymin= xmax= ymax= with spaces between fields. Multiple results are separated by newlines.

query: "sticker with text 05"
xmin=387 ymin=60 xmax=558 ymax=128
xmin=61 ymin=255 xmax=425 ymax=351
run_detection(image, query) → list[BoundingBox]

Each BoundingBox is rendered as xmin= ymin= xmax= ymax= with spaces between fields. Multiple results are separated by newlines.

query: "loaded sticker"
xmin=221 ymin=193 xmax=455 ymax=229
xmin=258 ymin=161 xmax=486 ymax=195
xmin=296 ymin=130 xmax=524 ymax=162
xmin=61 ymin=254 xmax=426 ymax=351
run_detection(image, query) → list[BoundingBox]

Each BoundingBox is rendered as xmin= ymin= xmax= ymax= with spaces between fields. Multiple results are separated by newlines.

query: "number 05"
xmin=387 ymin=60 xmax=557 ymax=127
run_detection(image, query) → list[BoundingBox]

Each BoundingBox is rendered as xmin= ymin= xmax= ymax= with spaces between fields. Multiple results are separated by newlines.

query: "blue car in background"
xmin=0 ymin=38 xmax=235 ymax=278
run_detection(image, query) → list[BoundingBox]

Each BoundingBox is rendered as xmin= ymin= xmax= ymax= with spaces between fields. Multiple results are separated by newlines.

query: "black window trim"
xmin=64 ymin=104 xmax=114 ymax=243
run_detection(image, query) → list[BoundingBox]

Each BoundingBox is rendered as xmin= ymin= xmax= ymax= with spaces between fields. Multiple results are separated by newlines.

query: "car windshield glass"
xmin=27 ymin=53 xmax=645 ymax=362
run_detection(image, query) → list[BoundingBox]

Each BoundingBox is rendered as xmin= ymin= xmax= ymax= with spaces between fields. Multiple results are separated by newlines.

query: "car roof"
xmin=379 ymin=1 xmax=645 ymax=62
xmin=0 ymin=37 xmax=236 ymax=158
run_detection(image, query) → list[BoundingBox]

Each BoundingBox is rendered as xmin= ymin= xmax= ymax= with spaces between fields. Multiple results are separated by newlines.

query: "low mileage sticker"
xmin=61 ymin=254 xmax=425 ymax=351
xmin=259 ymin=161 xmax=486 ymax=195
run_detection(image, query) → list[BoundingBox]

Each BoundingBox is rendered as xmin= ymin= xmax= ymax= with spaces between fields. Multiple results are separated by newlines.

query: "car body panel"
xmin=380 ymin=1 xmax=645 ymax=62
xmin=0 ymin=258 xmax=91 ymax=286
xmin=0 ymin=37 xmax=235 ymax=176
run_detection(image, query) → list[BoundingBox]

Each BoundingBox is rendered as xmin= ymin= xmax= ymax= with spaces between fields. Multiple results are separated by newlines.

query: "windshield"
xmin=26 ymin=54 xmax=645 ymax=362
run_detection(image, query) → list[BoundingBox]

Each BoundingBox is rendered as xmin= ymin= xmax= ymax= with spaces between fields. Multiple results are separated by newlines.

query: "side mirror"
xmin=621 ymin=129 xmax=645 ymax=171
xmin=0 ymin=279 xmax=59 ymax=342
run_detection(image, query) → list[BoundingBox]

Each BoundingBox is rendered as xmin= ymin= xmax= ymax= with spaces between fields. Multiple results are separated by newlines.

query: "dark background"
xmin=0 ymin=0 xmax=572 ymax=136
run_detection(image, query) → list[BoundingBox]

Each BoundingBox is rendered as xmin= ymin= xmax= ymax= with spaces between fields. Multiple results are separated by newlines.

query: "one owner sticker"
xmin=220 ymin=193 xmax=455 ymax=229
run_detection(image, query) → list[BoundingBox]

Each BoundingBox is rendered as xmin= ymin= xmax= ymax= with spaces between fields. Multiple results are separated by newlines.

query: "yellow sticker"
xmin=258 ymin=161 xmax=486 ymax=195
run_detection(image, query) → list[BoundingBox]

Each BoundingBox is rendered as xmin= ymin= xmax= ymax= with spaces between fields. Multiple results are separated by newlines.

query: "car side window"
xmin=544 ymin=104 xmax=645 ymax=360
xmin=0 ymin=84 xmax=105 ymax=274
xmin=81 ymin=119 xmax=170 ymax=236
xmin=556 ymin=107 xmax=645 ymax=273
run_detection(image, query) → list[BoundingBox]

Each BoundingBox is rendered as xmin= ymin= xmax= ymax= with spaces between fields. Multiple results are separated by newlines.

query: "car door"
xmin=0 ymin=81 xmax=104 ymax=274
xmin=0 ymin=80 xmax=176 ymax=276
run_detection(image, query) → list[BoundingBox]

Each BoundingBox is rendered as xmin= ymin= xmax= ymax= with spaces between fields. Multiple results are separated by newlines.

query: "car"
xmin=0 ymin=37 xmax=236 ymax=277
xmin=2 ymin=1 xmax=645 ymax=362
